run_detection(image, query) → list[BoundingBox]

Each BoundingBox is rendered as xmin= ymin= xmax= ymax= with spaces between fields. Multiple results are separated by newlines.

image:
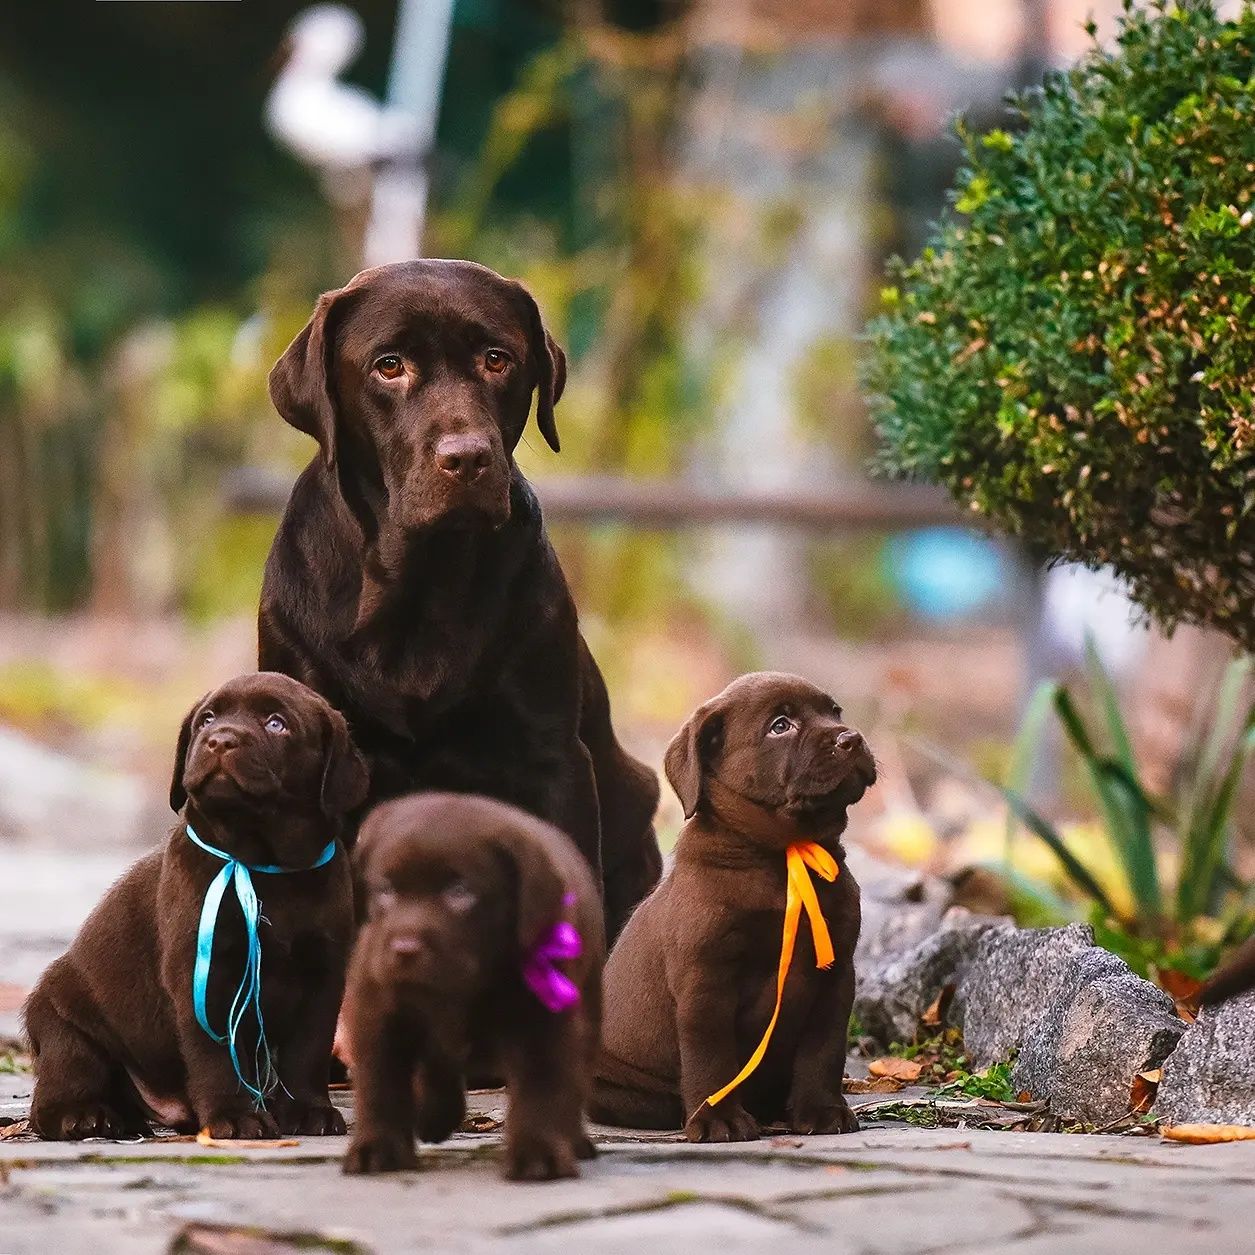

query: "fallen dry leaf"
xmin=1162 ymin=1123 xmax=1255 ymax=1145
xmin=0 ymin=1118 xmax=30 ymax=1140
xmin=844 ymin=1075 xmax=906 ymax=1094
xmin=1130 ymin=1068 xmax=1162 ymax=1115
xmin=196 ymin=1129 xmax=300 ymax=1150
xmin=868 ymin=1057 xmax=924 ymax=1082
xmin=1156 ymin=968 xmax=1204 ymax=1003
xmin=921 ymin=991 xmax=945 ymax=1028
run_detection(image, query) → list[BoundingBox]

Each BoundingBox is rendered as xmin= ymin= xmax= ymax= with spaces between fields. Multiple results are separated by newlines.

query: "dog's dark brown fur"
xmin=591 ymin=672 xmax=874 ymax=1142
xmin=24 ymin=673 xmax=368 ymax=1140
xmin=258 ymin=259 xmax=661 ymax=941
xmin=342 ymin=793 xmax=603 ymax=1180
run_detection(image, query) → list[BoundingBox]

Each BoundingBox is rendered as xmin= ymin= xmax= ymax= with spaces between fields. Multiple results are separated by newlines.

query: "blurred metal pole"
xmin=363 ymin=0 xmax=455 ymax=266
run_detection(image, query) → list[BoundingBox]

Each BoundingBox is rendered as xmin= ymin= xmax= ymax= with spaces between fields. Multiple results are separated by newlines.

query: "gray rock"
xmin=854 ymin=908 xmax=1012 ymax=1045
xmin=1155 ymin=989 xmax=1255 ymax=1127
xmin=954 ymin=923 xmax=1095 ymax=1066
xmin=1012 ymin=947 xmax=1185 ymax=1125
xmin=848 ymin=846 xmax=956 ymax=977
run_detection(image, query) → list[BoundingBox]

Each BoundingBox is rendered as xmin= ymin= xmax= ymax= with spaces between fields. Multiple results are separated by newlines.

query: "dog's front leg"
xmin=271 ymin=960 xmax=348 ymax=1137
xmin=343 ymin=1007 xmax=420 ymax=1173
xmin=674 ymin=967 xmax=760 ymax=1143
xmin=787 ymin=962 xmax=859 ymax=1135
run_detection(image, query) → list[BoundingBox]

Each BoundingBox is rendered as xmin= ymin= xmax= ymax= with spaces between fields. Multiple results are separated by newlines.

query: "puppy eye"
xmin=200 ymin=710 xmax=215 ymax=727
xmin=482 ymin=348 xmax=511 ymax=374
xmin=442 ymin=879 xmax=477 ymax=913
xmin=374 ymin=354 xmax=405 ymax=380
xmin=373 ymin=886 xmax=398 ymax=913
xmin=264 ymin=714 xmax=288 ymax=734
xmin=768 ymin=715 xmax=795 ymax=736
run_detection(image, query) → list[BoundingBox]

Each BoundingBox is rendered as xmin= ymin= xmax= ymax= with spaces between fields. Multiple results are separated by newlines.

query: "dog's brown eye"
xmin=373 ymin=886 xmax=398 ymax=912
xmin=374 ymin=355 xmax=404 ymax=380
xmin=200 ymin=710 xmax=215 ymax=727
xmin=264 ymin=714 xmax=288 ymax=734
xmin=442 ymin=879 xmax=477 ymax=913
xmin=768 ymin=715 xmax=794 ymax=736
xmin=482 ymin=349 xmax=510 ymax=374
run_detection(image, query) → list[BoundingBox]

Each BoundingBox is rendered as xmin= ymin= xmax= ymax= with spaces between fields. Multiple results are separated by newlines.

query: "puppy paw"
xmin=574 ymin=1132 xmax=598 ymax=1161
xmin=790 ymin=1097 xmax=860 ymax=1135
xmin=344 ymin=1129 xmax=419 ymax=1174
xmin=416 ymin=1089 xmax=466 ymax=1144
xmin=504 ymin=1129 xmax=580 ymax=1182
xmin=276 ymin=1099 xmax=347 ymax=1137
xmin=685 ymin=1102 xmax=760 ymax=1144
xmin=37 ymin=1101 xmax=131 ymax=1141
xmin=200 ymin=1108 xmax=280 ymax=1140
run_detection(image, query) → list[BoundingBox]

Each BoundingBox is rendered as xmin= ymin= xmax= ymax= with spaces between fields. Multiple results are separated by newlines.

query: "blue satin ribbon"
xmin=185 ymin=823 xmax=337 ymax=1108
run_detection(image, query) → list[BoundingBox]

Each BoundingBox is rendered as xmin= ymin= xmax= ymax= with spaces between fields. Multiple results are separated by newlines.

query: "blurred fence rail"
xmin=223 ymin=468 xmax=963 ymax=531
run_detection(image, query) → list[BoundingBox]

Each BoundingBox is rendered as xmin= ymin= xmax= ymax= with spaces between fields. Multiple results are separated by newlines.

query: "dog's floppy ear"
xmin=664 ymin=700 xmax=726 ymax=820
xmin=512 ymin=281 xmax=566 ymax=454
xmin=268 ymin=286 xmax=351 ymax=470
xmin=494 ymin=826 xmax=567 ymax=950
xmin=169 ymin=692 xmax=210 ymax=814
xmin=319 ymin=703 xmax=370 ymax=816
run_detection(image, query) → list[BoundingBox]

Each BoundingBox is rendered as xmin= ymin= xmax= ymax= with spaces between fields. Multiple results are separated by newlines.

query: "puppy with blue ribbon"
xmin=25 ymin=672 xmax=368 ymax=1141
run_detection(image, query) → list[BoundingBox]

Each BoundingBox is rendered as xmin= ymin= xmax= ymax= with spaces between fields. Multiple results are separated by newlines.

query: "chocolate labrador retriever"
xmin=342 ymin=792 xmax=603 ymax=1180
xmin=259 ymin=259 xmax=661 ymax=941
xmin=24 ymin=673 xmax=368 ymax=1140
xmin=591 ymin=672 xmax=874 ymax=1142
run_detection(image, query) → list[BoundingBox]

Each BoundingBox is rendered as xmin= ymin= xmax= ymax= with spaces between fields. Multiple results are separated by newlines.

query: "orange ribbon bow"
xmin=704 ymin=841 xmax=838 ymax=1110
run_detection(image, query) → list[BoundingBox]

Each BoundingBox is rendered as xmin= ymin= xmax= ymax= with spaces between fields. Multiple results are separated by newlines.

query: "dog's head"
xmin=170 ymin=672 xmax=369 ymax=863
xmin=664 ymin=672 xmax=877 ymax=840
xmin=269 ymin=260 xmax=566 ymax=538
xmin=353 ymin=793 xmax=574 ymax=998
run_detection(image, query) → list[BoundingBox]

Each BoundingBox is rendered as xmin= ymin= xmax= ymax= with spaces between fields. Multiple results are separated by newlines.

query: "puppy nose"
xmin=390 ymin=934 xmax=427 ymax=957
xmin=834 ymin=729 xmax=865 ymax=754
xmin=434 ymin=434 xmax=493 ymax=484
xmin=204 ymin=728 xmax=240 ymax=755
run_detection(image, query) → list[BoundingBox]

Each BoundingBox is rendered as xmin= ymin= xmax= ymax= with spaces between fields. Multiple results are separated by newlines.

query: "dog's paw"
xmin=200 ymin=1108 xmax=280 ymax=1140
xmin=416 ymin=1089 xmax=466 ymax=1144
xmin=37 ymin=1101 xmax=131 ymax=1141
xmin=504 ymin=1129 xmax=580 ymax=1181
xmin=574 ymin=1132 xmax=598 ymax=1161
xmin=276 ymin=1100 xmax=347 ymax=1137
xmin=343 ymin=1130 xmax=419 ymax=1174
xmin=685 ymin=1102 xmax=760 ymax=1144
xmin=789 ymin=1097 xmax=860 ymax=1136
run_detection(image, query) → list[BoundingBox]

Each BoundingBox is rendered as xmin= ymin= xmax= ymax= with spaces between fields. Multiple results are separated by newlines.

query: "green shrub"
xmin=867 ymin=1 xmax=1255 ymax=649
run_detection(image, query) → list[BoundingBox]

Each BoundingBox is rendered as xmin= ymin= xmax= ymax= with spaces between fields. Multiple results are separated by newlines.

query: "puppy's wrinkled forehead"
xmin=337 ymin=261 xmax=530 ymax=361
xmin=721 ymin=671 xmax=842 ymax=729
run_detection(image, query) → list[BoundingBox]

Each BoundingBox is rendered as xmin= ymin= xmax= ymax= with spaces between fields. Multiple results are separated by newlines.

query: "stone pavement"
xmin=4 ymin=1072 xmax=1255 ymax=1255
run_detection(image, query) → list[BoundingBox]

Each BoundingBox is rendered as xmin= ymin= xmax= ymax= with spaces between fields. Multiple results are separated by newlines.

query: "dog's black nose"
xmin=834 ymin=729 xmax=864 ymax=754
xmin=204 ymin=728 xmax=240 ymax=755
xmin=434 ymin=434 xmax=493 ymax=484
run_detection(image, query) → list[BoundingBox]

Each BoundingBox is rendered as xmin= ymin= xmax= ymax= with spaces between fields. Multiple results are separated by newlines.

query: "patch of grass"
xmin=887 ymin=1029 xmax=1019 ymax=1101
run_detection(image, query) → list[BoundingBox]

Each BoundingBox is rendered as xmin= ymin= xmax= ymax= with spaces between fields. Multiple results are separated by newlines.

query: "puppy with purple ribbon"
xmin=342 ymin=792 xmax=604 ymax=1180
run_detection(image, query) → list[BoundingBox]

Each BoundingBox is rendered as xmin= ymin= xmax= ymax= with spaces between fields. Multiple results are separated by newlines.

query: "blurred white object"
xmin=265 ymin=5 xmax=401 ymax=175
xmin=264 ymin=2 xmax=454 ymax=264
xmin=1041 ymin=563 xmax=1148 ymax=677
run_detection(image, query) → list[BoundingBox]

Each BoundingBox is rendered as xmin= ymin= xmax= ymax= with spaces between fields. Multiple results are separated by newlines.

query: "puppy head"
xmin=268 ymin=259 xmax=566 ymax=538
xmin=170 ymin=672 xmax=369 ymax=861
xmin=353 ymin=793 xmax=569 ymax=998
xmin=664 ymin=672 xmax=876 ymax=839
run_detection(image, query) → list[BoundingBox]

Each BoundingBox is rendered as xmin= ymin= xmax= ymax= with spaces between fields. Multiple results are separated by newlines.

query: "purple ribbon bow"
xmin=522 ymin=894 xmax=582 ymax=1013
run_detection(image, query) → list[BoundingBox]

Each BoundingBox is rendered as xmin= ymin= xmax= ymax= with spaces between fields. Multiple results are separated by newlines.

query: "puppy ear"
xmin=513 ymin=281 xmax=566 ymax=454
xmin=664 ymin=702 xmax=725 ymax=820
xmin=319 ymin=703 xmax=370 ymax=816
xmin=169 ymin=692 xmax=209 ymax=814
xmin=496 ymin=830 xmax=567 ymax=950
xmin=268 ymin=287 xmax=349 ymax=470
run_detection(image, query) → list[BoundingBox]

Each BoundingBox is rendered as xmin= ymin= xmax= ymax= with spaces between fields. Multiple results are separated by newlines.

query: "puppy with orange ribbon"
xmin=591 ymin=673 xmax=875 ymax=1142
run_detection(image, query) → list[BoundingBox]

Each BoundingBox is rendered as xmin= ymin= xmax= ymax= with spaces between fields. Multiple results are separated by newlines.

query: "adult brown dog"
xmin=259 ymin=259 xmax=661 ymax=941
xmin=24 ymin=673 xmax=368 ymax=1140
xmin=342 ymin=792 xmax=603 ymax=1180
xmin=590 ymin=672 xmax=874 ymax=1142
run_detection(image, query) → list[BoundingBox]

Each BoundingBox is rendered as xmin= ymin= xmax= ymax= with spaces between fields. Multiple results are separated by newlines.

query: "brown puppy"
xmin=591 ymin=672 xmax=874 ymax=1142
xmin=25 ymin=673 xmax=368 ymax=1140
xmin=259 ymin=259 xmax=661 ymax=943
xmin=342 ymin=793 xmax=603 ymax=1180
